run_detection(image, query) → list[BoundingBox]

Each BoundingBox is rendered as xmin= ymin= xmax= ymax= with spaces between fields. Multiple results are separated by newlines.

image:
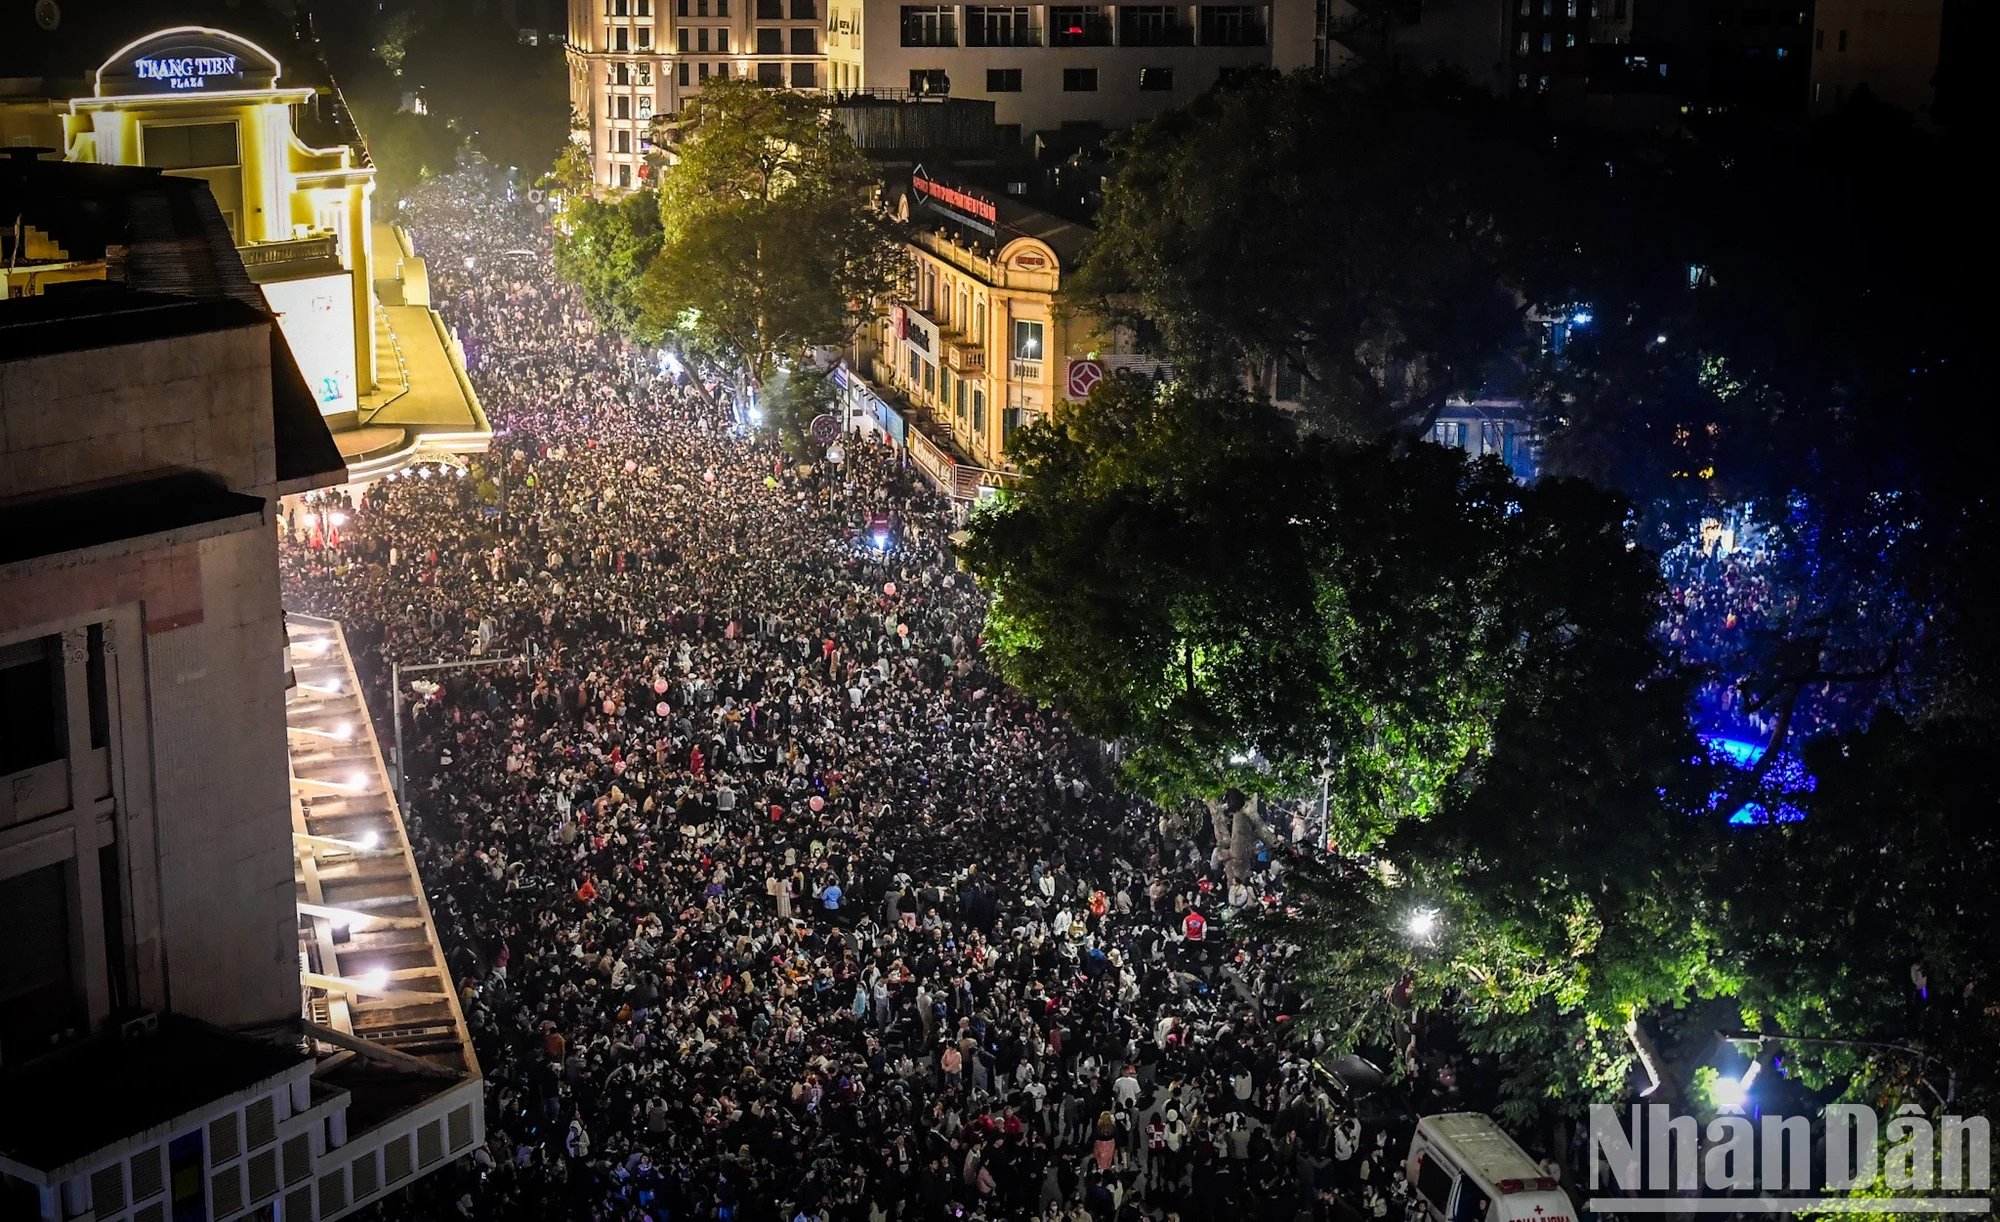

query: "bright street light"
xmin=1406 ymin=908 xmax=1440 ymax=940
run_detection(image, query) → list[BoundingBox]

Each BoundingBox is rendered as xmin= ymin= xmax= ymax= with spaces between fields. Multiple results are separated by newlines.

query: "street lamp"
xmin=1406 ymin=907 xmax=1440 ymax=941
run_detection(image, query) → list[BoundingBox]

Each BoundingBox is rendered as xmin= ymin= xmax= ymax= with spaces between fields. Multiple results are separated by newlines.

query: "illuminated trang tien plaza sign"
xmin=96 ymin=27 xmax=282 ymax=97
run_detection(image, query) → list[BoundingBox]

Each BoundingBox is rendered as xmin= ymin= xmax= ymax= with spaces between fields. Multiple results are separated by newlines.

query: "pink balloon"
xmin=809 ymin=795 xmax=825 ymax=812
xmin=897 ymin=623 xmax=909 ymax=637
xmin=654 ymin=677 xmax=669 ymax=695
xmin=656 ymin=702 xmax=670 ymax=717
xmin=624 ymin=459 xmax=638 ymax=473
xmin=884 ymin=582 xmax=897 ymax=596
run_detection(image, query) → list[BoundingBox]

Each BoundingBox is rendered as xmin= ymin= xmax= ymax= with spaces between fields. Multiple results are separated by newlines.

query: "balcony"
xmin=238 ymin=234 xmax=340 ymax=270
xmin=1048 ymin=7 xmax=1113 ymax=45
xmin=945 ymin=341 xmax=986 ymax=373
xmin=967 ymin=21 xmax=1043 ymax=45
xmin=1008 ymin=358 xmax=1043 ymax=383
xmin=1119 ymin=8 xmax=1195 ymax=45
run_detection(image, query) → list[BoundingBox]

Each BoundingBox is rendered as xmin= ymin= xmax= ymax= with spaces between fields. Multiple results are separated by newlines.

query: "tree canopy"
xmin=552 ymin=188 xmax=665 ymax=338
xmin=635 ymin=81 xmax=901 ymax=387
xmin=1066 ymin=70 xmax=1554 ymax=439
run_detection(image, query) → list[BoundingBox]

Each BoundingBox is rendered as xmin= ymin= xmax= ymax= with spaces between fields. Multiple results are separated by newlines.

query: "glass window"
xmin=757 ymin=26 xmax=785 ymax=51
xmin=910 ymin=68 xmax=949 ymax=93
xmin=792 ymin=0 xmax=818 ymax=17
xmin=619 ymin=163 xmax=633 ymax=187
xmin=968 ymin=6 xmax=1037 ymax=46
xmin=141 ymin=122 xmax=239 ymax=170
xmin=719 ymin=29 xmax=732 ymax=51
xmin=901 ymin=6 xmax=958 ymax=45
xmin=718 ymin=0 xmax=730 ymax=15
xmin=1139 ymin=66 xmax=1174 ymax=90
xmin=1012 ymin=319 xmax=1043 ymax=360
xmin=758 ymin=0 xmax=784 ymax=15
xmin=1049 ymin=5 xmax=1110 ymax=44
xmin=693 ymin=27 xmax=705 ymax=49
xmin=955 ymin=376 xmax=969 ymax=419
xmin=1120 ymin=5 xmax=1185 ymax=45
xmin=0 ymin=864 xmax=80 ymax=1063
xmin=1197 ymin=5 xmax=1262 ymax=45
xmin=615 ymin=26 xmax=630 ymax=48
xmin=791 ymin=27 xmax=817 ymax=52
xmin=791 ymin=61 xmax=817 ymax=87
xmin=681 ymin=61 xmax=692 ymax=84
xmin=922 ymin=362 xmax=936 ymax=397
xmin=986 ymin=67 xmax=1022 ymax=91
xmin=1062 ymin=67 xmax=1097 ymax=90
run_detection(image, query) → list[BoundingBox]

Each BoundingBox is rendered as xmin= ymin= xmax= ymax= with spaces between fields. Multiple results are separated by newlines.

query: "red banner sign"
xmin=913 ymin=174 xmax=997 ymax=224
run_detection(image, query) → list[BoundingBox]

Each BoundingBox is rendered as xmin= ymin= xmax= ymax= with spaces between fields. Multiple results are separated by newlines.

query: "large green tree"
xmin=967 ymin=378 xmax=1723 ymax=1115
xmin=636 ymin=81 xmax=901 ymax=395
xmin=552 ymin=188 xmax=665 ymax=336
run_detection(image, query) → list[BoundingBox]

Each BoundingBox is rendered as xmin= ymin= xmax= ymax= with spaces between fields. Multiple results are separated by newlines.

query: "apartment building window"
xmin=969 ymin=6 xmax=1038 ymax=46
xmin=973 ymin=390 xmax=986 ymax=434
xmin=615 ymin=26 xmax=630 ymax=48
xmin=615 ymin=0 xmax=629 ymax=13
xmin=792 ymin=27 xmax=817 ymax=52
xmin=702 ymin=27 xmax=714 ymax=49
xmin=1062 ymin=67 xmax=1098 ymax=90
xmin=639 ymin=0 xmax=652 ymax=12
xmin=682 ymin=26 xmax=694 ymax=48
xmin=1837 ymin=27 xmax=1847 ymax=50
xmin=792 ymin=0 xmax=818 ymax=16
xmin=1 ymin=638 xmax=63 ymax=777
xmin=617 ymin=129 xmax=632 ymax=153
xmin=1120 ymin=5 xmax=1188 ymax=45
xmin=1517 ymin=31 xmax=1530 ymax=53
xmin=759 ymin=0 xmax=784 ymax=15
xmin=1049 ymin=5 xmax=1111 ymax=45
xmin=680 ymin=0 xmax=690 ymax=13
xmin=681 ymin=61 xmax=693 ymax=84
xmin=1565 ymin=0 xmax=1575 ymax=15
xmin=1541 ymin=33 xmax=1552 ymax=51
xmin=922 ymin=362 xmax=936 ymax=397
xmin=986 ymin=67 xmax=1023 ymax=91
xmin=719 ymin=29 xmax=732 ymax=50
xmin=619 ymin=164 xmax=633 ymax=187
xmin=614 ymin=61 xmax=631 ymax=83
xmin=615 ymin=96 xmax=630 ymax=118
xmin=758 ymin=61 xmax=785 ymax=84
xmin=758 ymin=26 xmax=785 ymax=51
xmin=639 ymin=62 xmax=653 ymax=84
xmin=792 ymin=62 xmax=817 ymax=86
xmin=1003 ymin=405 xmax=1028 ymax=447
xmin=638 ymin=96 xmax=653 ymax=117
xmin=1139 ymin=66 xmax=1174 ymax=89
xmin=639 ymin=26 xmax=653 ymax=46
xmin=1197 ymin=6 xmax=1263 ymax=46
xmin=901 ymin=6 xmax=959 ymax=45
xmin=719 ymin=0 xmax=731 ymax=14
xmin=0 ymin=864 xmax=81 ymax=1063
xmin=1012 ymin=319 xmax=1043 ymax=360
xmin=911 ymin=68 xmax=949 ymax=93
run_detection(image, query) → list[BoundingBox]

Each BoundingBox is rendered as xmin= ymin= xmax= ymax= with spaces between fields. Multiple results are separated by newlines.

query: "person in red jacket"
xmin=1183 ymin=910 xmax=1207 ymax=942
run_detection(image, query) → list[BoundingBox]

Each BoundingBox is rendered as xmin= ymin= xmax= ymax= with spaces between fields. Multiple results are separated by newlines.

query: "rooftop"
xmin=0 ymin=1013 xmax=309 ymax=1177
xmin=0 ymin=470 xmax=265 ymax=569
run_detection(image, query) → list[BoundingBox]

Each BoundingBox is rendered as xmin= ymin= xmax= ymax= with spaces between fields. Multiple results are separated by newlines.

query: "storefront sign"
xmin=134 ymin=53 xmax=241 ymax=90
xmin=909 ymin=428 xmax=959 ymax=497
xmin=912 ymin=170 xmax=997 ymax=224
xmin=1065 ymin=359 xmax=1104 ymax=400
xmin=98 ymin=27 xmax=282 ymax=96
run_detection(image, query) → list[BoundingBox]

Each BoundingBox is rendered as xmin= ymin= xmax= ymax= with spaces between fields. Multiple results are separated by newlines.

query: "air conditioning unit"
xmin=120 ymin=1011 xmax=160 ymax=1043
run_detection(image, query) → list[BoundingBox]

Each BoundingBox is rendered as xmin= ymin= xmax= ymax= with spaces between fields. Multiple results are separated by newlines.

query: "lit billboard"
xmin=261 ymin=273 xmax=357 ymax=417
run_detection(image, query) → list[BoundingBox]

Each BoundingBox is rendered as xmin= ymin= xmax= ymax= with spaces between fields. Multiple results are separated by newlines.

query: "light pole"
xmin=389 ymin=655 xmax=523 ymax=810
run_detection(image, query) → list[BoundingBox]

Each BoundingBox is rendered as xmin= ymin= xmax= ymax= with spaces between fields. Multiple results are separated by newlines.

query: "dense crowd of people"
xmin=278 ymin=170 xmax=1426 ymax=1222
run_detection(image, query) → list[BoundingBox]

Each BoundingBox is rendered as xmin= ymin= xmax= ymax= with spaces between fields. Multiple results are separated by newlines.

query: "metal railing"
xmin=238 ymin=235 xmax=339 ymax=267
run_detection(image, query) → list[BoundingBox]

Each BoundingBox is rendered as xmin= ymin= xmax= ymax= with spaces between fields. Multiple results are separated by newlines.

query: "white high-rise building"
xmin=568 ymin=0 xmax=1313 ymax=189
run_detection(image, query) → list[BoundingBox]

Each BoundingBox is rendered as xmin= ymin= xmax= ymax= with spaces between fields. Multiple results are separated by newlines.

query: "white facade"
xmin=569 ymin=0 xmax=1313 ymax=188
xmin=831 ymin=0 xmax=1315 ymax=137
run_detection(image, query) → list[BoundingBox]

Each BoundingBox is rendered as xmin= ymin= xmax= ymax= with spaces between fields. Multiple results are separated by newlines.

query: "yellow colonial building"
xmin=0 ymin=19 xmax=489 ymax=478
xmin=862 ymin=169 xmax=1096 ymax=478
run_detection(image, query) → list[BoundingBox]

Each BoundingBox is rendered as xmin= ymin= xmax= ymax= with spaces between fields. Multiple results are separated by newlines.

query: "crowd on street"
xmin=277 ymin=170 xmax=1460 ymax=1222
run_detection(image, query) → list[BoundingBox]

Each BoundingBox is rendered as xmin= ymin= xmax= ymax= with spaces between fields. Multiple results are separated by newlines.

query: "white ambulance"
xmin=1404 ymin=1113 xmax=1575 ymax=1222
